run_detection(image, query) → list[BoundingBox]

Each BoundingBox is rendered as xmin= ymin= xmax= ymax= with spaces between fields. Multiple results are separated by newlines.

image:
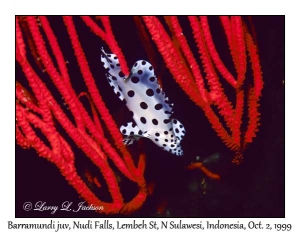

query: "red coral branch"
xmin=187 ymin=162 xmax=220 ymax=180
xmin=81 ymin=16 xmax=130 ymax=76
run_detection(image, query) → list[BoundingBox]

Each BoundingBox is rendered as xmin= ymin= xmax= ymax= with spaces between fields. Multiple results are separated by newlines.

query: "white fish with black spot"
xmin=100 ymin=48 xmax=185 ymax=156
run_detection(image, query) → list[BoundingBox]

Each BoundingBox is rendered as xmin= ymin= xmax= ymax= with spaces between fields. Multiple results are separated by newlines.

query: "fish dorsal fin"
xmin=105 ymin=73 xmax=125 ymax=101
xmin=101 ymin=48 xmax=126 ymax=101
xmin=172 ymin=118 xmax=186 ymax=142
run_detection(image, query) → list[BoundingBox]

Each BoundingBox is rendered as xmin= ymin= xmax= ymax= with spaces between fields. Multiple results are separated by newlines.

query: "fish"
xmin=100 ymin=48 xmax=185 ymax=156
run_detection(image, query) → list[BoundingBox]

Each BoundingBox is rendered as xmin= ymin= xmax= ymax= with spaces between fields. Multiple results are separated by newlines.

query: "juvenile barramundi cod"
xmin=101 ymin=48 xmax=185 ymax=156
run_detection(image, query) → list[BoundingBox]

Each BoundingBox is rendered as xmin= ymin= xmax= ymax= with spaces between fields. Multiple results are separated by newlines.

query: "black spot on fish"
xmin=112 ymin=76 xmax=117 ymax=81
xmin=163 ymin=119 xmax=171 ymax=124
xmin=138 ymin=70 xmax=143 ymax=75
xmin=149 ymin=76 xmax=155 ymax=82
xmin=149 ymin=66 xmax=153 ymax=71
xmin=142 ymin=61 xmax=146 ymax=65
xmin=138 ymin=130 xmax=143 ymax=135
xmin=164 ymin=131 xmax=168 ymax=135
xmin=140 ymin=102 xmax=148 ymax=109
xmin=155 ymin=103 xmax=163 ymax=110
xmin=175 ymin=128 xmax=179 ymax=133
xmin=122 ymin=129 xmax=126 ymax=134
xmin=131 ymin=76 xmax=139 ymax=84
xmin=152 ymin=119 xmax=158 ymax=125
xmin=119 ymin=71 xmax=125 ymax=78
xmin=127 ymin=90 xmax=135 ymax=97
xmin=140 ymin=117 xmax=146 ymax=124
xmin=155 ymin=133 xmax=160 ymax=137
xmin=146 ymin=88 xmax=154 ymax=96
xmin=156 ymin=88 xmax=161 ymax=94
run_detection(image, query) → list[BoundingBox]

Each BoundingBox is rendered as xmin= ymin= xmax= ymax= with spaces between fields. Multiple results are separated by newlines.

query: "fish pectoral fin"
xmin=120 ymin=122 xmax=141 ymax=146
xmin=172 ymin=118 xmax=186 ymax=141
xmin=120 ymin=122 xmax=142 ymax=136
xmin=142 ymin=132 xmax=151 ymax=139
xmin=120 ymin=122 xmax=149 ymax=145
xmin=123 ymin=136 xmax=140 ymax=145
xmin=120 ymin=122 xmax=143 ymax=145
